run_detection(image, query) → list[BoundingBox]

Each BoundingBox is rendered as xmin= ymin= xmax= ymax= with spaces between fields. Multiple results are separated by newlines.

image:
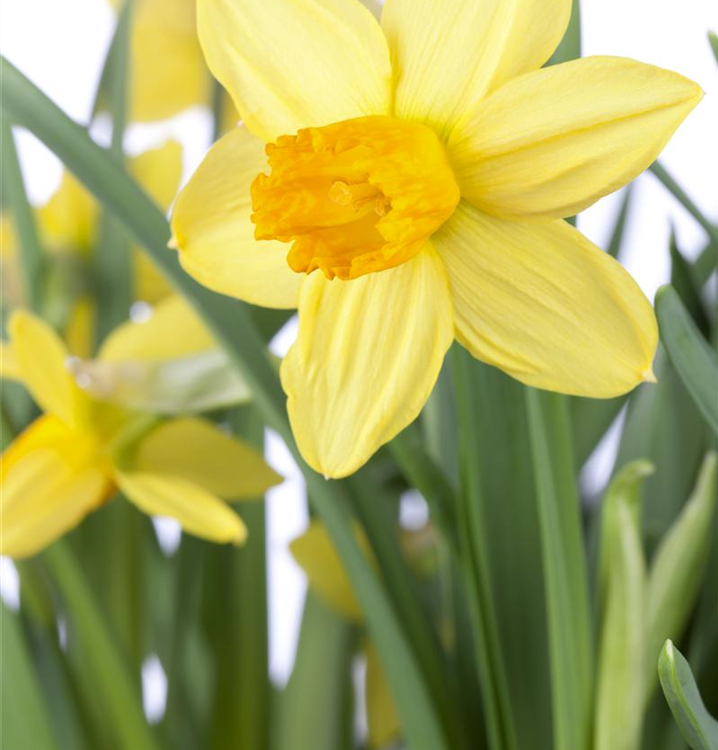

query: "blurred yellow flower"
xmin=1 ymin=140 xmax=182 ymax=356
xmin=0 ymin=308 xmax=281 ymax=559
xmin=172 ymin=0 xmax=701 ymax=477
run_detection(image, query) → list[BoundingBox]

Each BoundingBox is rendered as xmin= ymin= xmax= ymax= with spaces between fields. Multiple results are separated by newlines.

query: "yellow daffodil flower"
xmin=0 ymin=308 xmax=281 ymax=559
xmin=171 ymin=0 xmax=702 ymax=478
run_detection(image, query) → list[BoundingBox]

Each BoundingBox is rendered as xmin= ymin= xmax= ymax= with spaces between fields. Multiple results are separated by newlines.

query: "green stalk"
xmin=1 ymin=57 xmax=453 ymax=750
xmin=1 ymin=605 xmax=61 ymax=750
xmin=525 ymin=389 xmax=593 ymax=750
xmin=275 ymin=594 xmax=356 ymax=750
xmin=42 ymin=540 xmax=160 ymax=750
xmin=650 ymin=162 xmax=718 ymax=246
xmin=94 ymin=0 xmax=134 ymax=341
xmin=0 ymin=120 xmax=44 ymax=312
xmin=452 ymin=347 xmax=519 ymax=750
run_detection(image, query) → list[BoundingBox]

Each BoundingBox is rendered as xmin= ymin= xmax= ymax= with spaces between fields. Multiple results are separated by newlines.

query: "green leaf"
xmin=669 ymin=229 xmax=711 ymax=336
xmin=595 ymin=460 xmax=651 ymax=750
xmin=548 ymin=0 xmax=581 ymax=64
xmin=0 ymin=120 xmax=44 ymax=312
xmin=1 ymin=604 xmax=61 ymax=750
xmin=606 ymin=185 xmax=634 ymax=259
xmin=0 ymin=57 xmax=454 ymax=750
xmin=525 ymin=388 xmax=593 ymax=750
xmin=656 ymin=285 xmax=718 ymax=436
xmin=650 ymin=162 xmax=718 ymax=247
xmin=94 ymin=0 xmax=135 ymax=341
xmin=708 ymin=31 xmax=718 ymax=66
xmin=42 ymin=540 xmax=160 ymax=750
xmin=659 ymin=640 xmax=718 ymax=750
xmin=645 ymin=453 xmax=717 ymax=702
xmin=275 ymin=594 xmax=356 ymax=750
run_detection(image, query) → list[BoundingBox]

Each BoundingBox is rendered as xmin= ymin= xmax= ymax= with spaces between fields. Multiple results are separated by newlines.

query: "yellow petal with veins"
xmin=450 ymin=57 xmax=703 ymax=220
xmin=434 ymin=203 xmax=658 ymax=398
xmin=382 ymin=0 xmax=570 ymax=138
xmin=171 ymin=126 xmax=303 ymax=309
xmin=281 ymin=246 xmax=453 ymax=477
xmin=99 ymin=295 xmax=215 ymax=363
xmin=117 ymin=470 xmax=247 ymax=544
xmin=197 ymin=0 xmax=392 ymax=141
xmin=135 ymin=417 xmax=281 ymax=499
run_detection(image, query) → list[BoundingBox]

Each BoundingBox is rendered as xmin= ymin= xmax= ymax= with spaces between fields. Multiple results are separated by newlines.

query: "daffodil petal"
xmin=0 ymin=340 xmax=21 ymax=381
xmin=290 ymin=521 xmax=367 ymax=621
xmin=382 ymin=0 xmax=570 ymax=138
xmin=281 ymin=246 xmax=453 ymax=478
xmin=9 ymin=310 xmax=83 ymax=426
xmin=171 ymin=126 xmax=303 ymax=309
xmin=37 ymin=172 xmax=97 ymax=253
xmin=129 ymin=140 xmax=184 ymax=302
xmin=135 ymin=417 xmax=281 ymax=499
xmin=197 ymin=0 xmax=392 ymax=141
xmin=1 ymin=418 xmax=110 ymax=559
xmin=99 ymin=295 xmax=215 ymax=363
xmin=117 ymin=470 xmax=247 ymax=545
xmin=434 ymin=203 xmax=657 ymax=398
xmin=450 ymin=57 xmax=703 ymax=220
xmin=130 ymin=0 xmax=208 ymax=122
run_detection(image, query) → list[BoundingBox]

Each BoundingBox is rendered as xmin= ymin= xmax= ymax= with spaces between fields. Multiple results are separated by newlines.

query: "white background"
xmin=1 ymin=0 xmax=716 ymax=708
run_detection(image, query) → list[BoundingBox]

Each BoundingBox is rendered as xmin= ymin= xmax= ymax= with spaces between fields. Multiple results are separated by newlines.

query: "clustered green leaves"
xmin=1 ymin=6 xmax=717 ymax=750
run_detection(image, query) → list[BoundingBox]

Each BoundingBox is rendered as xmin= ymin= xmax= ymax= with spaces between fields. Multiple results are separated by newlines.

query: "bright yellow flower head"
xmin=0 ymin=307 xmax=281 ymax=559
xmin=171 ymin=0 xmax=702 ymax=478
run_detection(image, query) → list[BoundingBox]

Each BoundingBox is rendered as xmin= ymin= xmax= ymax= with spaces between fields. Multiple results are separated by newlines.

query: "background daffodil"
xmin=0 ymin=308 xmax=281 ymax=559
xmin=1 ymin=140 xmax=182 ymax=357
xmin=171 ymin=0 xmax=702 ymax=479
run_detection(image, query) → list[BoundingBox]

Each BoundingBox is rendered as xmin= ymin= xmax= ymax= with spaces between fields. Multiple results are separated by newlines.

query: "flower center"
xmin=250 ymin=116 xmax=460 ymax=280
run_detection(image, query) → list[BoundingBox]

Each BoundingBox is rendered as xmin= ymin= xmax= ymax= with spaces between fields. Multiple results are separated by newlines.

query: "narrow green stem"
xmin=0 ymin=120 xmax=44 ymax=312
xmin=650 ymin=162 xmax=718 ymax=246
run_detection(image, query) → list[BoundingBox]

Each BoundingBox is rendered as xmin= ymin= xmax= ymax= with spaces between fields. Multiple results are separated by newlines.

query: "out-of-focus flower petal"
xmin=99 ymin=294 xmax=215 ymax=362
xmin=117 ymin=470 xmax=247 ymax=544
xmin=135 ymin=417 xmax=281 ymax=499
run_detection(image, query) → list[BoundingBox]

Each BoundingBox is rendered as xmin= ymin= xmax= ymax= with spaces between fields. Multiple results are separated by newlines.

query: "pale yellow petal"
xmin=290 ymin=521 xmax=368 ymax=621
xmin=117 ymin=470 xmax=247 ymax=544
xmin=171 ymin=126 xmax=302 ymax=309
xmin=1 ymin=419 xmax=110 ymax=559
xmin=366 ymin=643 xmax=401 ymax=748
xmin=382 ymin=0 xmax=570 ymax=138
xmin=64 ymin=297 xmax=96 ymax=359
xmin=450 ymin=57 xmax=703 ymax=220
xmin=281 ymin=246 xmax=453 ymax=478
xmin=129 ymin=140 xmax=183 ymax=211
xmin=434 ymin=203 xmax=658 ymax=398
xmin=197 ymin=0 xmax=392 ymax=141
xmin=130 ymin=0 xmax=209 ymax=122
xmin=135 ymin=417 xmax=281 ymax=499
xmin=99 ymin=295 xmax=215 ymax=362
xmin=0 ymin=340 xmax=21 ymax=381
xmin=37 ymin=172 xmax=97 ymax=253
xmin=9 ymin=310 xmax=85 ymax=426
xmin=134 ymin=250 xmax=174 ymax=304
